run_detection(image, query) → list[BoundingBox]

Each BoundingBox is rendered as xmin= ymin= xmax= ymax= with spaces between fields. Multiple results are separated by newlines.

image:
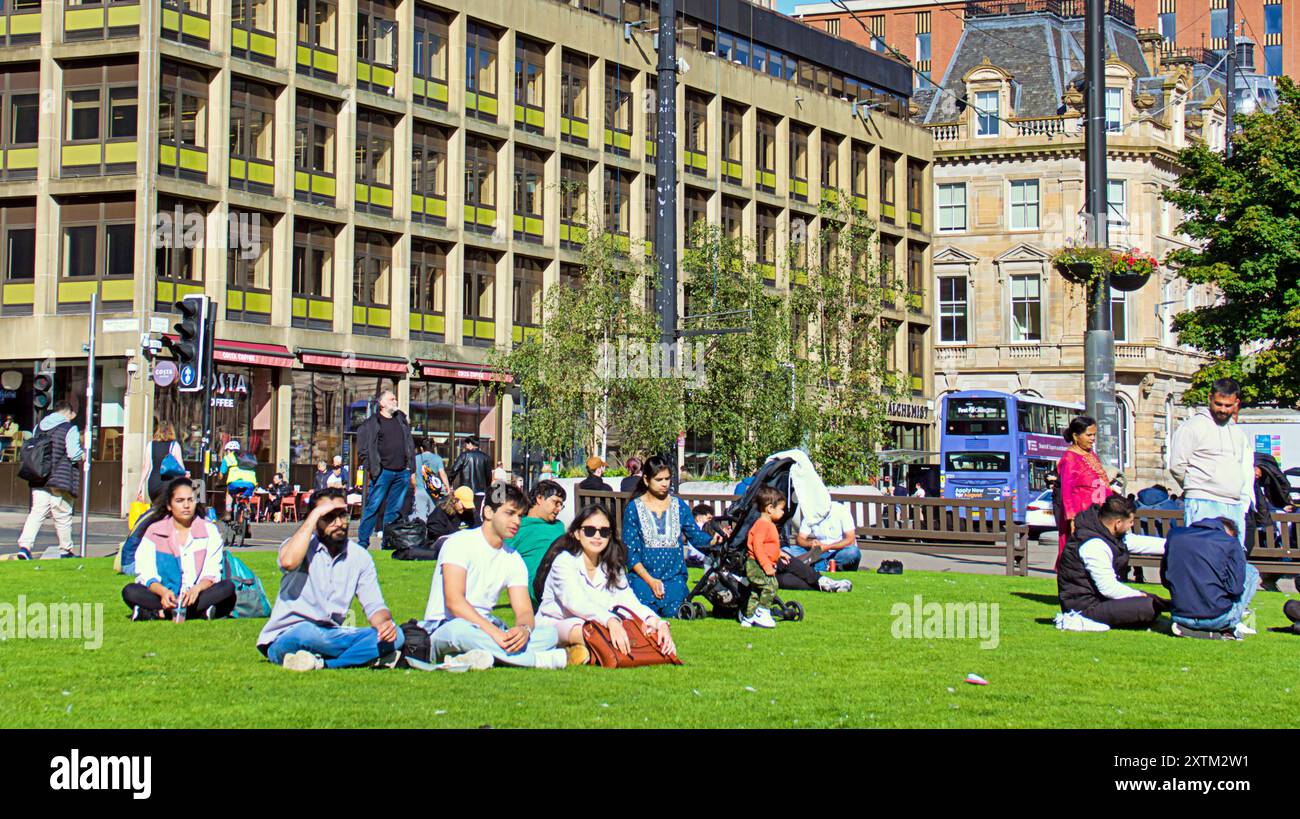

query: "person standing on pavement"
xmin=410 ymin=439 xmax=450 ymax=522
xmin=449 ymin=436 xmax=490 ymax=521
xmin=354 ymin=390 xmax=415 ymax=550
xmin=16 ymin=401 xmax=83 ymax=559
xmin=1169 ymin=378 xmax=1253 ymax=548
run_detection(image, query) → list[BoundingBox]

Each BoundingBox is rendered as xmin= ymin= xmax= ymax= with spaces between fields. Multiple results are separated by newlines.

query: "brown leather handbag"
xmin=581 ymin=605 xmax=683 ymax=668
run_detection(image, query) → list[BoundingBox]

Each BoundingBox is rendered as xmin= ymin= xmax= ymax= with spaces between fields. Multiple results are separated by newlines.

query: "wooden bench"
xmin=574 ymin=487 xmax=1030 ymax=577
xmin=1130 ymin=509 xmax=1300 ymax=576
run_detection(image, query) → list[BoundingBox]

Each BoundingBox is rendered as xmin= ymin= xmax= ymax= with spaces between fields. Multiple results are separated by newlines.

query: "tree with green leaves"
xmin=1164 ymin=76 xmax=1300 ymax=406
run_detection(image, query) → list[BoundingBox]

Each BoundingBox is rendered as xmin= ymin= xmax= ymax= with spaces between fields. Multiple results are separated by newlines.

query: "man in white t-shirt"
xmin=419 ymin=482 xmax=567 ymax=669
xmin=791 ymin=501 xmax=861 ymax=572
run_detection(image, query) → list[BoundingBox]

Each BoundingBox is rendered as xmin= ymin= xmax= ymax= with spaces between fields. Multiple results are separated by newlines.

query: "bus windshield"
xmin=945 ymin=397 xmax=1008 ymax=435
xmin=945 ymin=451 xmax=1011 ymax=473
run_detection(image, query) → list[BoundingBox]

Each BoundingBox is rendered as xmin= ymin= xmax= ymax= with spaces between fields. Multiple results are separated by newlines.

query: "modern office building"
xmin=911 ymin=2 xmax=1223 ymax=486
xmin=0 ymin=0 xmax=933 ymax=515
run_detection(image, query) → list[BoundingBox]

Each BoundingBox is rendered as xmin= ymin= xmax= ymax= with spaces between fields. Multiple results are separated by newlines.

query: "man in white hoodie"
xmin=1169 ymin=378 xmax=1253 ymax=549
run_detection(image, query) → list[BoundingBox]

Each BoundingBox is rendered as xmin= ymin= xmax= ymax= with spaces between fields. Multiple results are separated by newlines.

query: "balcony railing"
xmin=964 ymin=0 xmax=1135 ymax=26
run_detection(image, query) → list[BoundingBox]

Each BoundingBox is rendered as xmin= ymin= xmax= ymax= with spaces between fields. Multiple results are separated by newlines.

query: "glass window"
xmin=605 ymin=63 xmax=632 ymax=135
xmin=975 ymin=90 xmax=999 ymax=137
xmin=1112 ymin=290 xmax=1127 ymax=342
xmin=292 ymin=219 xmax=333 ymax=299
xmin=513 ymin=256 xmax=544 ymax=329
xmin=354 ymin=108 xmax=394 ymax=188
xmin=938 ymin=276 xmax=968 ymax=343
xmin=413 ymin=6 xmax=449 ymax=85
xmin=1211 ymin=8 xmax=1228 ymax=40
xmin=1266 ymin=45 xmax=1283 ymax=77
xmin=410 ymin=240 xmax=447 ymax=337
xmin=229 ymin=78 xmax=275 ymax=163
xmin=226 ymin=209 xmax=271 ymax=311
xmin=411 ymin=123 xmax=447 ymax=201
xmin=294 ymin=93 xmax=336 ymax=175
xmin=916 ymin=32 xmax=931 ymax=62
xmin=945 ymin=397 xmax=1007 ymax=434
xmin=516 ymin=37 xmax=546 ymax=115
xmin=463 ymin=250 xmax=496 ymax=343
xmin=1010 ymin=273 xmax=1041 ymax=341
xmin=356 ymin=0 xmax=397 ymax=68
xmin=1105 ymin=87 xmax=1123 ymax=133
xmin=466 ymin=22 xmax=497 ymax=97
xmin=603 ymin=167 xmax=631 ymax=237
xmin=937 ymin=183 xmax=966 ymax=232
xmin=945 ymin=452 xmax=1010 ymax=472
xmin=1159 ymin=11 xmax=1177 ymax=44
xmin=464 ymin=137 xmax=497 ymax=210
xmin=1107 ymin=179 xmax=1126 ymax=225
xmin=1266 ymin=3 xmax=1283 ymax=35
xmin=513 ymin=147 xmax=544 ymax=230
xmin=560 ymin=157 xmax=588 ymax=229
xmin=1009 ymin=179 xmax=1039 ymax=229
xmin=297 ymin=0 xmax=337 ymax=50
xmin=561 ymin=50 xmax=589 ymax=123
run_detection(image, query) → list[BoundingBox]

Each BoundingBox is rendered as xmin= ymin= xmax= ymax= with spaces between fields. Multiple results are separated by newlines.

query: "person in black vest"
xmin=449 ymin=436 xmax=490 ymax=522
xmin=17 ymin=401 xmax=84 ymax=560
xmin=1057 ymin=495 xmax=1168 ymax=629
xmin=354 ymin=390 xmax=415 ymax=550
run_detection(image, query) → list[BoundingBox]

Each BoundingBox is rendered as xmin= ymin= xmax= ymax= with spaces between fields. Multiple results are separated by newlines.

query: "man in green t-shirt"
xmin=506 ymin=480 xmax=567 ymax=603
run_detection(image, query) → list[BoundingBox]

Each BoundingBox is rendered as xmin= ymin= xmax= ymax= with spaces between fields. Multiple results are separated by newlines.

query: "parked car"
xmin=1025 ymin=489 xmax=1055 ymax=536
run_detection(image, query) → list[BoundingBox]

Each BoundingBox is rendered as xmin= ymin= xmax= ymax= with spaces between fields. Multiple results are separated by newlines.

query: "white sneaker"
xmin=436 ymin=649 xmax=494 ymax=672
xmin=757 ymin=607 xmax=779 ymax=627
xmin=739 ymin=612 xmax=758 ymax=628
xmin=817 ymin=576 xmax=837 ymax=592
xmin=834 ymin=579 xmax=853 ymax=593
xmin=282 ymin=650 xmax=324 ymax=671
xmin=1234 ymin=622 xmax=1257 ymax=638
xmin=1055 ymin=611 xmax=1110 ymax=632
xmin=534 ymin=648 xmax=569 ymax=670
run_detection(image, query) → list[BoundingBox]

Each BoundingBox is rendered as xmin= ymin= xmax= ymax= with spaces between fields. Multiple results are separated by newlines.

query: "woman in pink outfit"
xmin=1055 ymin=415 xmax=1113 ymax=555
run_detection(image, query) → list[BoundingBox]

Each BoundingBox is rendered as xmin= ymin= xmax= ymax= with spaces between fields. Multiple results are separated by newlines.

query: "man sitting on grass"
xmin=420 ymin=482 xmax=567 ymax=670
xmin=1056 ymin=495 xmax=1169 ymax=631
xmin=1162 ymin=517 xmax=1259 ymax=639
xmin=505 ymin=479 xmax=566 ymax=603
xmin=256 ymin=488 xmax=403 ymax=671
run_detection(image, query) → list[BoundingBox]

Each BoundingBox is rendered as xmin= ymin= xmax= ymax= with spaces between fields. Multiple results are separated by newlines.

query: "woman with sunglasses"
xmin=623 ymin=454 xmax=719 ymax=618
xmin=535 ymin=504 xmax=675 ymax=664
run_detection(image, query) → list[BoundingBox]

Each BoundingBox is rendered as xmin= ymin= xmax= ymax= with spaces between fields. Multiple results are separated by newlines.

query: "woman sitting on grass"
xmin=534 ymin=504 xmax=675 ymax=665
xmin=122 ymin=478 xmax=236 ymax=621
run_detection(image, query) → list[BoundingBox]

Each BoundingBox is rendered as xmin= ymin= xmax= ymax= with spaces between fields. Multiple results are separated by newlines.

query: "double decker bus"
xmin=939 ymin=390 xmax=1082 ymax=522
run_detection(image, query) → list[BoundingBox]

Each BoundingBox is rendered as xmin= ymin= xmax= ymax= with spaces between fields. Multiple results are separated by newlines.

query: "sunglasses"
xmin=320 ymin=510 xmax=349 ymax=523
xmin=580 ymin=525 xmax=612 ymax=539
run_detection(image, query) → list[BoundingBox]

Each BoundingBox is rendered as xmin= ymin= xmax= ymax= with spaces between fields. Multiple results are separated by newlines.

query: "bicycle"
xmin=228 ymin=483 xmax=255 ymax=548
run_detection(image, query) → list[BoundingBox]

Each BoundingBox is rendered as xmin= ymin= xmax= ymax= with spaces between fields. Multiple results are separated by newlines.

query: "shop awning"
xmin=161 ymin=336 xmax=296 ymax=368
xmin=297 ymin=348 xmax=410 ymax=375
xmin=415 ymin=358 xmax=513 ymax=384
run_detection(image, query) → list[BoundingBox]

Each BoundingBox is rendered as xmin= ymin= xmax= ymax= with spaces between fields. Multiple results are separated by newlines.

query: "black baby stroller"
xmin=678 ymin=456 xmax=806 ymax=622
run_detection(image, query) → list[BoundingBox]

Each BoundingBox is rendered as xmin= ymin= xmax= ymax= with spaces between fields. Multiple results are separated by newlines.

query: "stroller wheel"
xmin=691 ymin=601 xmax=708 ymax=620
xmin=677 ymin=602 xmax=697 ymax=620
xmin=785 ymin=600 xmax=805 ymax=622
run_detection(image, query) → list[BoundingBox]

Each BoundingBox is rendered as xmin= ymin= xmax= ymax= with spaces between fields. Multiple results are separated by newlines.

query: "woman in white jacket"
xmin=536 ymin=504 xmax=676 ymax=664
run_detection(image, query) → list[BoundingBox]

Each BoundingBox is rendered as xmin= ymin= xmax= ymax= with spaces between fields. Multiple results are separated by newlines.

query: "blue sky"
xmin=776 ymin=0 xmax=802 ymax=12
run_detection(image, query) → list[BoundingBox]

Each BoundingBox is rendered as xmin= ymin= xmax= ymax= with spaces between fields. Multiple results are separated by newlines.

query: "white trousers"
xmin=18 ymin=487 xmax=75 ymax=550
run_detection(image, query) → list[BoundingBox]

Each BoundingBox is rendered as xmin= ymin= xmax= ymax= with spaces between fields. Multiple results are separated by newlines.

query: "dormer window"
xmin=975 ymin=90 xmax=999 ymax=136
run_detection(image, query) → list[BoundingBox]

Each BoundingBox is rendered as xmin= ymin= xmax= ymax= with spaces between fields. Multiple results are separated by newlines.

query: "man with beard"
xmin=257 ymin=488 xmax=403 ymax=670
xmin=1170 ymin=377 xmax=1253 ymax=549
xmin=420 ymin=482 xmax=567 ymax=669
xmin=1056 ymin=495 xmax=1169 ymax=630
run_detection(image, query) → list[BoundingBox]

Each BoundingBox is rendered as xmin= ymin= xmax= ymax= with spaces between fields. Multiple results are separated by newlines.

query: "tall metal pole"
xmin=1225 ymin=0 xmax=1236 ymax=156
xmin=78 ymin=294 xmax=97 ymax=558
xmin=1084 ymin=0 xmax=1119 ymax=472
xmin=197 ymin=299 xmax=215 ymax=505
xmin=655 ymin=0 xmax=680 ymax=489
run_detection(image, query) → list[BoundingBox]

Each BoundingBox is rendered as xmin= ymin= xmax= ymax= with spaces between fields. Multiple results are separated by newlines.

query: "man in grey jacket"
xmin=17 ymin=401 xmax=84 ymax=559
xmin=1169 ymin=378 xmax=1253 ymax=549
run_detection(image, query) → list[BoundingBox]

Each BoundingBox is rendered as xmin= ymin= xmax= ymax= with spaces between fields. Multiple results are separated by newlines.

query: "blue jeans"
xmin=786 ymin=542 xmax=861 ymax=572
xmin=1172 ymin=564 xmax=1260 ymax=631
xmin=357 ymin=467 xmax=411 ymax=547
xmin=264 ymin=621 xmax=405 ymax=669
xmin=1184 ymin=498 xmax=1246 ymax=550
xmin=422 ymin=615 xmax=559 ymax=668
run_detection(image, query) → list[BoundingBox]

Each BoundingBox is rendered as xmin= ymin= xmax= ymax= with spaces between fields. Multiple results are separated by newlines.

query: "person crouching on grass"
xmin=419 ymin=482 xmax=568 ymax=670
xmin=741 ymin=486 xmax=785 ymax=629
xmin=256 ymin=488 xmax=403 ymax=671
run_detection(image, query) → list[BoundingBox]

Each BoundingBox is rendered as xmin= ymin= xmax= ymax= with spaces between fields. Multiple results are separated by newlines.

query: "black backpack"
xmin=18 ymin=426 xmax=58 ymax=483
xmin=395 ymin=620 xmax=433 ymax=668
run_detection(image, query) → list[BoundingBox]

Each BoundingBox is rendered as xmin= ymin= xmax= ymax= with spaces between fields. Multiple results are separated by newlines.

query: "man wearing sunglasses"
xmin=256 ymin=488 xmax=404 ymax=671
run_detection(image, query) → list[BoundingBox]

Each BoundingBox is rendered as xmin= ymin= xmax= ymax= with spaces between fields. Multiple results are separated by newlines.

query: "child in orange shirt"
xmin=742 ymin=486 xmax=786 ymax=629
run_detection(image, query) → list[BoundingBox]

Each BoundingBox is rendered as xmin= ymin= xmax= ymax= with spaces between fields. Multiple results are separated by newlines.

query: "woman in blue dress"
xmin=623 ymin=455 xmax=718 ymax=618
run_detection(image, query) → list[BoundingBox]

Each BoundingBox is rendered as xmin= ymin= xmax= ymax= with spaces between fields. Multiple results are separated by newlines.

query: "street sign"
xmin=153 ymin=360 xmax=177 ymax=387
xmin=102 ymin=318 xmax=137 ymax=333
xmin=178 ymin=363 xmax=197 ymax=389
xmin=149 ymin=316 xmax=171 ymax=334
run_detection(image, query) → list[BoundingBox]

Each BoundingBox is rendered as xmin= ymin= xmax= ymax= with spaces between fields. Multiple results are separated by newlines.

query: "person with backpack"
xmin=16 ymin=400 xmax=83 ymax=560
xmin=410 ymin=439 xmax=450 ymax=523
xmin=137 ymin=421 xmax=187 ymax=504
xmin=219 ymin=440 xmax=259 ymax=519
xmin=122 ymin=478 xmax=236 ymax=621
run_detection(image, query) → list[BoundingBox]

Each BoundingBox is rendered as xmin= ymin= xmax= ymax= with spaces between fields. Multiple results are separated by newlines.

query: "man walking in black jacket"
xmin=449 ymin=436 xmax=490 ymax=522
xmin=354 ymin=390 xmax=415 ymax=549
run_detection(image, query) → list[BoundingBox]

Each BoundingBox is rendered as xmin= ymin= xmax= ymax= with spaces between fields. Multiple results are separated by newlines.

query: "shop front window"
xmin=409 ymin=380 xmax=498 ymax=464
xmin=155 ymin=364 xmax=274 ymax=466
xmin=289 ymin=370 xmax=396 ymax=484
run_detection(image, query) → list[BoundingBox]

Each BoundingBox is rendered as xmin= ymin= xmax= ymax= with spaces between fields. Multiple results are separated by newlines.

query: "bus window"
xmin=1027 ymin=458 xmax=1055 ymax=490
xmin=944 ymin=451 xmax=1010 ymax=472
xmin=945 ymin=397 xmax=1008 ymax=435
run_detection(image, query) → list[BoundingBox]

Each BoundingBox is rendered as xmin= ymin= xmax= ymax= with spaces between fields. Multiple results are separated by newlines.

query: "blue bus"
xmin=939 ymin=390 xmax=1082 ymax=522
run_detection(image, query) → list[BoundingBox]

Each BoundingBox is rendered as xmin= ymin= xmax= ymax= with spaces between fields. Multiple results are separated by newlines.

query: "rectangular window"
xmin=232 ymin=0 xmax=276 ymax=63
xmin=645 ymin=75 xmax=657 ymax=158
xmin=821 ymin=133 xmax=839 ymax=192
xmin=790 ymin=124 xmax=809 ymax=200
xmin=721 ymin=196 xmax=742 ymax=242
xmin=684 ymin=187 xmax=708 ymax=243
xmin=62 ymin=62 xmax=138 ymax=175
xmin=907 ymin=242 xmax=925 ymax=309
xmin=410 ymin=240 xmax=447 ymax=341
xmin=463 ymin=250 xmax=496 ymax=346
xmin=1105 ymin=87 xmax=1123 ymax=133
xmin=513 ymin=148 xmax=544 ymax=242
xmin=560 ymin=157 xmax=589 ymax=245
xmin=356 ymin=0 xmax=397 ymax=92
xmin=1211 ymin=8 xmax=1228 ymax=40
xmin=644 ymin=175 xmax=656 ymax=259
xmin=464 ymin=137 xmax=498 ymax=233
xmin=721 ymin=102 xmax=743 ymax=183
xmin=907 ymin=325 xmax=925 ymax=394
xmin=1009 ymin=179 xmax=1039 ymax=230
xmin=515 ymin=37 xmax=546 ymax=133
xmin=561 ymin=50 xmax=589 ymax=144
xmin=1112 ymin=290 xmax=1127 ymax=342
xmin=354 ymin=108 xmax=394 ymax=212
xmin=229 ymin=77 xmax=274 ymax=191
xmin=296 ymin=0 xmax=337 ymax=50
xmin=155 ymin=197 xmax=206 ymax=309
xmin=851 ymin=141 xmax=869 ymax=203
xmin=59 ymin=198 xmax=135 ymax=312
xmin=975 ymin=90 xmax=999 ymax=137
xmin=938 ymin=276 xmax=968 ymax=343
xmin=465 ymin=22 xmax=498 ymax=121
xmin=756 ymin=113 xmax=777 ymax=191
xmin=413 ymin=6 xmax=449 ymax=108
xmin=411 ymin=122 xmax=447 ymax=223
xmin=604 ymin=167 xmax=631 ymax=245
xmin=1266 ymin=3 xmax=1283 ymax=35
xmin=352 ymin=229 xmax=392 ymax=336
xmin=1107 ymin=179 xmax=1126 ymax=225
xmin=226 ymin=208 xmax=271 ymax=323
xmin=756 ymin=207 xmax=776 ymax=277
xmin=685 ymin=91 xmax=708 ymax=176
xmin=605 ymin=63 xmax=632 ymax=156
xmin=1010 ymin=273 xmax=1041 ymax=342
xmin=294 ymin=93 xmax=336 ymax=204
xmin=0 ymin=68 xmax=38 ymax=180
xmin=0 ymin=202 xmax=35 ymax=317
xmin=907 ymin=160 xmax=925 ymax=223
xmin=513 ymin=256 xmax=544 ymax=334
xmin=937 ymin=183 xmax=966 ymax=232
xmin=1159 ymin=11 xmax=1176 ymax=44
xmin=880 ymin=150 xmax=897 ymax=218
xmin=1266 ymin=45 xmax=1283 ymax=77
xmin=916 ymin=32 xmax=931 ymax=62
xmin=292 ymin=218 xmax=333 ymax=328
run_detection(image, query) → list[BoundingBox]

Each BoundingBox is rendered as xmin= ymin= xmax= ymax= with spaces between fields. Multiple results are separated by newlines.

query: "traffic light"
xmin=32 ymin=371 xmax=53 ymax=413
xmin=168 ymin=294 xmax=210 ymax=393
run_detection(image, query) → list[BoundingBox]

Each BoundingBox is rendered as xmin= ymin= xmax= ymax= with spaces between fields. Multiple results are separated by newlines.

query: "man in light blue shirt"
xmin=17 ymin=401 xmax=84 ymax=559
xmin=411 ymin=439 xmax=449 ymax=522
xmin=257 ymin=488 xmax=404 ymax=670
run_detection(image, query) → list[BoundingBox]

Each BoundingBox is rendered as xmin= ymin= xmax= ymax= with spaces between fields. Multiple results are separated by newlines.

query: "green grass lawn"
xmin=1 ymin=554 xmax=1296 ymax=728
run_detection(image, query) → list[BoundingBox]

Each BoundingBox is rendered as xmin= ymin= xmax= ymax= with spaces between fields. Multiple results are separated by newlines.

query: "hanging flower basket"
xmin=1109 ymin=250 xmax=1158 ymax=292
xmin=1051 ymin=246 xmax=1111 ymax=286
